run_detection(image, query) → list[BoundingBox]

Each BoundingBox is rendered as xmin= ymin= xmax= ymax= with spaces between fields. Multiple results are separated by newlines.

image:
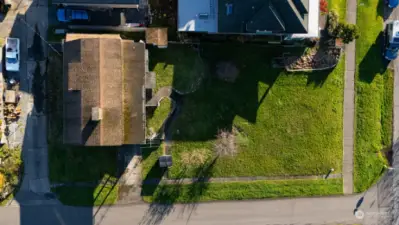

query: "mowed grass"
xmin=49 ymin=145 xmax=119 ymax=183
xmin=328 ymin=0 xmax=346 ymax=21
xmin=146 ymin=98 xmax=173 ymax=137
xmin=355 ymin=0 xmax=391 ymax=192
xmin=53 ymin=184 xmax=118 ymax=206
xmin=142 ymin=179 xmax=343 ymax=203
xmin=149 ymin=45 xmax=207 ymax=93
xmin=145 ymin=44 xmax=344 ymax=179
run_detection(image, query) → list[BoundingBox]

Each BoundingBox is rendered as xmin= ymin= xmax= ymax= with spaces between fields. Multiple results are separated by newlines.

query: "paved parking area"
xmin=55 ymin=7 xmax=147 ymax=26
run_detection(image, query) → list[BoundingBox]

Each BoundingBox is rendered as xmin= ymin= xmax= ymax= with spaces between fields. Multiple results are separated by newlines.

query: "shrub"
xmin=320 ymin=0 xmax=328 ymax=14
xmin=327 ymin=11 xmax=339 ymax=37
xmin=338 ymin=23 xmax=360 ymax=44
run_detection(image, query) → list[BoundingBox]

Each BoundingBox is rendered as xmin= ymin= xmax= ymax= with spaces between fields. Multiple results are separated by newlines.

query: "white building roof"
xmin=178 ymin=0 xmax=218 ymax=33
xmin=289 ymin=0 xmax=320 ymax=39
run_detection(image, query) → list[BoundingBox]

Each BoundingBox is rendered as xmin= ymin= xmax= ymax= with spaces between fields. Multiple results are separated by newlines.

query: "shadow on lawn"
xmin=359 ymin=31 xmax=389 ymax=83
xmin=140 ymin=156 xmax=217 ymax=225
xmin=149 ymin=43 xmax=334 ymax=142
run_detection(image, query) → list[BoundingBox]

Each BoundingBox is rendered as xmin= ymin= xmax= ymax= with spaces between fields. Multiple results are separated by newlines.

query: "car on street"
xmin=57 ymin=8 xmax=89 ymax=22
xmin=386 ymin=0 xmax=399 ymax=8
xmin=5 ymin=37 xmax=20 ymax=72
xmin=383 ymin=21 xmax=399 ymax=60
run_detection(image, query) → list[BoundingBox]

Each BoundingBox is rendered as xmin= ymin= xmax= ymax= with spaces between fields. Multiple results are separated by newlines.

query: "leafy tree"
xmin=320 ymin=0 xmax=328 ymax=14
xmin=327 ymin=10 xmax=360 ymax=43
xmin=327 ymin=11 xmax=339 ymax=37
xmin=338 ymin=23 xmax=360 ymax=44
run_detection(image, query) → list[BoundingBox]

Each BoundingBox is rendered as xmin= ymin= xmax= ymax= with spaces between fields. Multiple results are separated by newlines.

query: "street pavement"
xmin=386 ymin=3 xmax=399 ymax=225
xmin=0 ymin=188 xmax=388 ymax=225
xmin=0 ymin=0 xmax=53 ymax=205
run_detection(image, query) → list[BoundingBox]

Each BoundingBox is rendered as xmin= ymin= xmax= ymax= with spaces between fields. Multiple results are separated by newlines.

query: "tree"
xmin=320 ymin=0 xmax=328 ymax=14
xmin=327 ymin=10 xmax=360 ymax=43
xmin=338 ymin=23 xmax=360 ymax=44
xmin=327 ymin=10 xmax=339 ymax=37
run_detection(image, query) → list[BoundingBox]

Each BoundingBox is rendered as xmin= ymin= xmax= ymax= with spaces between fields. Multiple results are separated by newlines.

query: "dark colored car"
xmin=57 ymin=8 xmax=89 ymax=22
xmin=387 ymin=0 xmax=399 ymax=8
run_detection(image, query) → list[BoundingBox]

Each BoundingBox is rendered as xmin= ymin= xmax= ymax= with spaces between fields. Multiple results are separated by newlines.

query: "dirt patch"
xmin=214 ymin=129 xmax=237 ymax=157
xmin=181 ymin=149 xmax=211 ymax=166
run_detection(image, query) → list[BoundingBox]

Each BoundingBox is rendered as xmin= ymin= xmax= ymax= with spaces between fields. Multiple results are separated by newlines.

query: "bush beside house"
xmin=327 ymin=10 xmax=360 ymax=44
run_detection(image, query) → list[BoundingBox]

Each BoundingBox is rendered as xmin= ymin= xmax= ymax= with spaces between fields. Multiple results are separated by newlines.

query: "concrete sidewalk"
xmin=343 ymin=0 xmax=357 ymax=194
xmin=0 ymin=186 xmax=387 ymax=225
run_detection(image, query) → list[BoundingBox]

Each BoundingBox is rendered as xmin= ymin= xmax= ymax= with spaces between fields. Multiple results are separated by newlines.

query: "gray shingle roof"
xmin=218 ymin=0 xmax=309 ymax=34
xmin=63 ymin=34 xmax=145 ymax=146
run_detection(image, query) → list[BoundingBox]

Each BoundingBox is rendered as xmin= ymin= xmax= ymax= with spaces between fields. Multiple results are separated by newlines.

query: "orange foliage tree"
xmin=320 ymin=0 xmax=328 ymax=14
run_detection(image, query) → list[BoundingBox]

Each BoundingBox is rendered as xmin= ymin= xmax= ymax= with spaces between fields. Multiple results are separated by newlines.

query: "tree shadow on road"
xmin=139 ymin=156 xmax=217 ymax=225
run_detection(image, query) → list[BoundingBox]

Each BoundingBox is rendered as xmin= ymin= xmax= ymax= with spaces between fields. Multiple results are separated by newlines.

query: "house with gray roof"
xmin=63 ymin=33 xmax=149 ymax=146
xmin=178 ymin=0 xmax=320 ymax=39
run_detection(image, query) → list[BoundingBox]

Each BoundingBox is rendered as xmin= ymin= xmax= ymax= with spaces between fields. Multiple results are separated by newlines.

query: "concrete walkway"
xmin=343 ymin=0 xmax=357 ymax=194
xmin=143 ymin=173 xmax=343 ymax=185
xmin=0 ymin=185 xmax=386 ymax=225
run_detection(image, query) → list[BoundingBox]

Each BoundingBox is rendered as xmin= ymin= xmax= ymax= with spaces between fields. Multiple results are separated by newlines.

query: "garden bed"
xmin=287 ymin=47 xmax=341 ymax=71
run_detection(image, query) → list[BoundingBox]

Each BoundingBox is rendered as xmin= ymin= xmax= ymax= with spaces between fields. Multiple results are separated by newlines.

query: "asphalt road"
xmin=0 ymin=187 xmax=388 ymax=225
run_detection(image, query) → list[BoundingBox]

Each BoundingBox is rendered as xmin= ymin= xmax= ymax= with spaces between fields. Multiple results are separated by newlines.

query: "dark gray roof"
xmin=269 ymin=0 xmax=308 ymax=33
xmin=218 ymin=0 xmax=309 ymax=34
xmin=63 ymin=34 xmax=146 ymax=146
xmin=52 ymin=0 xmax=139 ymax=5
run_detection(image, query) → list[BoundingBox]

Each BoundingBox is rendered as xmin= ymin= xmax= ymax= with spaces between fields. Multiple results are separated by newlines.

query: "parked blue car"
xmin=387 ymin=0 xmax=399 ymax=8
xmin=57 ymin=8 xmax=89 ymax=22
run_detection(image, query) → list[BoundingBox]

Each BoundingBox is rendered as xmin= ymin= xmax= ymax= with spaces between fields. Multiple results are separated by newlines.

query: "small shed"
xmin=159 ymin=155 xmax=172 ymax=168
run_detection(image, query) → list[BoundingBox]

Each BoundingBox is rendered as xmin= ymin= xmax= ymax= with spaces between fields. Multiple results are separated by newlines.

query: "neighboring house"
xmin=178 ymin=0 xmax=320 ymax=39
xmin=53 ymin=0 xmax=147 ymax=8
xmin=63 ymin=34 xmax=148 ymax=146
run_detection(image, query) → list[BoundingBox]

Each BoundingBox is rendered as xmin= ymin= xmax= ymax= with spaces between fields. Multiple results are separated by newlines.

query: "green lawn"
xmin=53 ymin=184 xmax=118 ymax=206
xmin=146 ymin=98 xmax=173 ymax=137
xmin=142 ymin=179 xmax=343 ymax=203
xmin=149 ymin=45 xmax=207 ymax=93
xmin=144 ymin=44 xmax=344 ymax=179
xmin=328 ymin=0 xmax=346 ymax=21
xmin=49 ymin=145 xmax=118 ymax=183
xmin=355 ymin=0 xmax=391 ymax=192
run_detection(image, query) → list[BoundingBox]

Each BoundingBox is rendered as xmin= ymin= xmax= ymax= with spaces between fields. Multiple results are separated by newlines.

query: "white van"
xmin=5 ymin=37 xmax=20 ymax=72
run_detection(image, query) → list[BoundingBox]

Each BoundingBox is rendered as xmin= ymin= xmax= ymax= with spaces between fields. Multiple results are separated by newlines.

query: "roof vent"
xmin=91 ymin=107 xmax=103 ymax=121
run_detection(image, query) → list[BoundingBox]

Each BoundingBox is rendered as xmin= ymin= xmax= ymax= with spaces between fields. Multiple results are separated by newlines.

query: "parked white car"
xmin=5 ymin=37 xmax=20 ymax=72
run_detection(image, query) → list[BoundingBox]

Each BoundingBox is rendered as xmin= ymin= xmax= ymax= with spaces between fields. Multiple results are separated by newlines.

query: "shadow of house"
xmin=5 ymin=6 xmax=151 ymax=224
xmin=149 ymin=42 xmax=338 ymax=144
xmin=358 ymin=31 xmax=389 ymax=83
xmin=148 ymin=43 xmax=288 ymax=142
